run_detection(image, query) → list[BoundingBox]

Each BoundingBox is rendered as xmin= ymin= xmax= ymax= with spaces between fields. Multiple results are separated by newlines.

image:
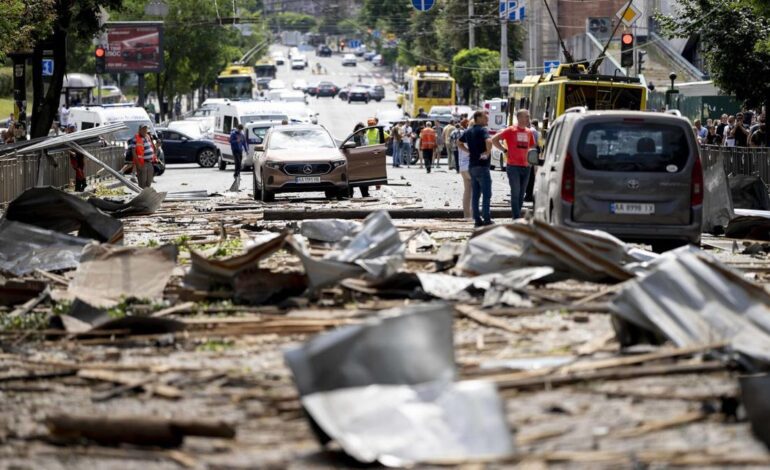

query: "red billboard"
xmin=104 ymin=22 xmax=164 ymax=73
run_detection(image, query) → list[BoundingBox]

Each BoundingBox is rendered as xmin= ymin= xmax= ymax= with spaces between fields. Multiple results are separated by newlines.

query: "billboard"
xmin=104 ymin=22 xmax=164 ymax=73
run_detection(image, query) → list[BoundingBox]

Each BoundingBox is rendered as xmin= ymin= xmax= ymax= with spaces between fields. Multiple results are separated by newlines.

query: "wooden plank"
xmin=456 ymin=305 xmax=546 ymax=335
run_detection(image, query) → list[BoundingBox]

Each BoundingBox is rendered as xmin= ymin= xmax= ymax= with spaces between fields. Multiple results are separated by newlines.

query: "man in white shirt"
xmin=59 ymin=104 xmax=70 ymax=128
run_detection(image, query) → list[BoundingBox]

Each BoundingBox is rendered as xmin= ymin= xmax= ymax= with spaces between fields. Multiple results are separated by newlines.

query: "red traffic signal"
xmin=621 ymin=33 xmax=634 ymax=45
xmin=95 ymin=46 xmax=106 ymax=58
xmin=95 ymin=46 xmax=106 ymax=73
xmin=620 ymin=34 xmax=634 ymax=67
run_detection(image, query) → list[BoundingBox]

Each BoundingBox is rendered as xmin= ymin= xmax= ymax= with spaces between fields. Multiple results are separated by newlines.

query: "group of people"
xmin=693 ymin=112 xmax=767 ymax=147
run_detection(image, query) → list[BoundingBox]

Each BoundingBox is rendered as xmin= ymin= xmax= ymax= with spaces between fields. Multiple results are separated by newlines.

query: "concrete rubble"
xmin=2 ymin=188 xmax=770 ymax=468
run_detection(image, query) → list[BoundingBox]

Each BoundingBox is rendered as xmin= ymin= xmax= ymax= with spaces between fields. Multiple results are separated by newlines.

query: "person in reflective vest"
xmin=419 ymin=121 xmax=437 ymax=173
xmin=132 ymin=124 xmax=158 ymax=189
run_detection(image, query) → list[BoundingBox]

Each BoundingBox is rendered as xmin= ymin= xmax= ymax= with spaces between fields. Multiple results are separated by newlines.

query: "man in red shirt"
xmin=491 ymin=109 xmax=536 ymax=219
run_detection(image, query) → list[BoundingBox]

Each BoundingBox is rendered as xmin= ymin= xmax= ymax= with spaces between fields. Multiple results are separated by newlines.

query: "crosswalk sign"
xmin=543 ymin=60 xmax=560 ymax=73
xmin=42 ymin=59 xmax=54 ymax=77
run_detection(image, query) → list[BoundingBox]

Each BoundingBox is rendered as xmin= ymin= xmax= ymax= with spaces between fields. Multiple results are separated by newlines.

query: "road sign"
xmin=513 ymin=61 xmax=527 ymax=81
xmin=543 ymin=60 xmax=560 ymax=74
xmin=499 ymin=69 xmax=510 ymax=88
xmin=373 ymin=30 xmax=381 ymax=39
xmin=411 ymin=0 xmax=435 ymax=12
xmin=41 ymin=59 xmax=54 ymax=77
xmin=499 ymin=0 xmax=526 ymax=21
xmin=615 ymin=3 xmax=642 ymax=27
xmin=348 ymin=39 xmax=361 ymax=49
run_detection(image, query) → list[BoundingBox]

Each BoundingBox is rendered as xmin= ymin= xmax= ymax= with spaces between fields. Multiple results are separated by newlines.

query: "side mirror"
xmin=255 ymin=144 xmax=265 ymax=152
xmin=342 ymin=141 xmax=357 ymax=149
xmin=527 ymin=148 xmax=541 ymax=166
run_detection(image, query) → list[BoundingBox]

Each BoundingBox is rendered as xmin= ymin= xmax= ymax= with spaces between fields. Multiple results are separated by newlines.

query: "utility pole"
xmin=501 ymin=17 xmax=508 ymax=97
xmin=468 ymin=0 xmax=475 ymax=49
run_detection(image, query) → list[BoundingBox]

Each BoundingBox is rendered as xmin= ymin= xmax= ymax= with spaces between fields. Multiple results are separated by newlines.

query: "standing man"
xmin=391 ymin=121 xmax=403 ymax=168
xmin=401 ymin=120 xmax=413 ymax=168
xmin=66 ymin=124 xmax=87 ymax=192
xmin=229 ymin=124 xmax=248 ymax=181
xmin=443 ymin=119 xmax=457 ymax=170
xmin=59 ymin=103 xmax=70 ymax=129
xmin=419 ymin=121 xmax=437 ymax=173
xmin=458 ymin=110 xmax=493 ymax=227
xmin=492 ymin=109 xmax=536 ymax=220
xmin=417 ymin=107 xmax=428 ymax=118
xmin=132 ymin=124 xmax=158 ymax=189
xmin=174 ymin=99 xmax=182 ymax=121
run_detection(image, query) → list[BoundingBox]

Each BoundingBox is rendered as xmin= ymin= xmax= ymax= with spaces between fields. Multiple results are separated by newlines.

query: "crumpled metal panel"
xmin=0 ymin=219 xmax=90 ymax=276
xmin=301 ymin=380 xmax=515 ymax=467
xmin=417 ymin=267 xmax=554 ymax=301
xmin=456 ymin=220 xmax=637 ymax=282
xmin=326 ymin=210 xmax=404 ymax=264
xmin=740 ymin=373 xmax=770 ymax=450
xmin=284 ymin=302 xmax=455 ymax=397
xmin=300 ymin=219 xmax=361 ymax=243
xmin=4 ymin=187 xmax=123 ymax=243
xmin=611 ymin=246 xmax=770 ymax=366
xmin=88 ymin=187 xmax=166 ymax=217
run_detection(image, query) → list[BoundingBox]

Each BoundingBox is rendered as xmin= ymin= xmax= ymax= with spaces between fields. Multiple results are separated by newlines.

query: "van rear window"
xmin=576 ymin=122 xmax=691 ymax=172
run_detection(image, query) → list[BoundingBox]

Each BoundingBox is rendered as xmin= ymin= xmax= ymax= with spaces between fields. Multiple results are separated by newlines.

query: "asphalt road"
xmin=153 ymin=47 xmax=513 ymax=213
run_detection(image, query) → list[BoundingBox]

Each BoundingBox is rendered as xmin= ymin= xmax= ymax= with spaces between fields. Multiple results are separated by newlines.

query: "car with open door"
xmin=252 ymin=124 xmax=387 ymax=202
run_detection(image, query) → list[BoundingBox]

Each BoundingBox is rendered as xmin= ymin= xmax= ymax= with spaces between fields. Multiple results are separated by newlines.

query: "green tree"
xmin=452 ymin=48 xmax=500 ymax=104
xmin=272 ymin=12 xmax=316 ymax=32
xmin=0 ymin=1 xmax=56 ymax=61
xmin=658 ymin=0 xmax=770 ymax=108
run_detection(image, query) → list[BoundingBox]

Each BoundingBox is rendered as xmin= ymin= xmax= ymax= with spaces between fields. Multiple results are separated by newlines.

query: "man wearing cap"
xmin=66 ymin=124 xmax=87 ymax=192
xmin=132 ymin=124 xmax=158 ymax=188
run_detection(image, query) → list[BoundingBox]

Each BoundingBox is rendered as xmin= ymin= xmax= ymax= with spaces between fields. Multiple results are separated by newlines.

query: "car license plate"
xmin=611 ymin=202 xmax=655 ymax=215
xmin=296 ymin=176 xmax=320 ymax=184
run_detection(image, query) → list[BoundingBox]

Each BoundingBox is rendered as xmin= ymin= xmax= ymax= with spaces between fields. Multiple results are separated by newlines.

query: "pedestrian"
xmin=705 ymin=125 xmax=720 ymax=145
xmin=434 ymin=121 xmax=444 ymax=168
xmin=4 ymin=123 xmax=15 ymax=144
xmin=443 ymin=119 xmax=457 ymax=170
xmin=750 ymin=122 xmax=766 ymax=147
xmin=492 ymin=109 xmax=536 ymax=220
xmin=366 ymin=118 xmax=380 ymax=144
xmin=229 ymin=124 xmax=248 ymax=180
xmin=458 ymin=110 xmax=493 ymax=227
xmin=723 ymin=115 xmax=737 ymax=147
xmin=417 ymin=107 xmax=428 ymax=118
xmin=59 ymin=103 xmax=70 ymax=128
xmin=66 ymin=124 xmax=86 ymax=191
xmin=400 ymin=120 xmax=413 ymax=168
xmin=456 ymin=118 xmax=472 ymax=218
xmin=694 ymin=119 xmax=707 ymax=142
xmin=174 ymin=99 xmax=182 ymax=120
xmin=419 ymin=121 xmax=437 ymax=173
xmin=131 ymin=124 xmax=158 ymax=189
xmin=391 ymin=121 xmax=403 ymax=167
xmin=733 ymin=113 xmax=749 ymax=147
xmin=716 ymin=114 xmax=730 ymax=145
xmin=353 ymin=122 xmax=366 ymax=146
xmin=13 ymin=120 xmax=26 ymax=141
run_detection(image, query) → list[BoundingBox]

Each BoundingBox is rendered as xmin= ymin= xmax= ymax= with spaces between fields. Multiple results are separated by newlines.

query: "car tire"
xmin=218 ymin=154 xmax=227 ymax=171
xmin=324 ymin=189 xmax=337 ymax=199
xmin=252 ymin=171 xmax=261 ymax=201
xmin=261 ymin=172 xmax=275 ymax=202
xmin=197 ymin=148 xmax=217 ymax=168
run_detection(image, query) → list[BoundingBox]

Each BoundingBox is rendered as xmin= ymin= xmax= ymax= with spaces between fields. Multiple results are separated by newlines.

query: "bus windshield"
xmin=417 ymin=80 xmax=453 ymax=99
xmin=564 ymin=84 xmax=644 ymax=111
xmin=218 ymin=77 xmax=253 ymax=99
xmin=255 ymin=65 xmax=277 ymax=78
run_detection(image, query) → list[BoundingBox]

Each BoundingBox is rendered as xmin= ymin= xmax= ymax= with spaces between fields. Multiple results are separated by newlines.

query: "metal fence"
xmin=701 ymin=145 xmax=770 ymax=180
xmin=0 ymin=145 xmax=124 ymax=204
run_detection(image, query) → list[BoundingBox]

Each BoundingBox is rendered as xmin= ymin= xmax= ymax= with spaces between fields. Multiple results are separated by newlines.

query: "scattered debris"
xmin=725 ymin=209 xmax=770 ymax=240
xmin=299 ymin=219 xmax=361 ymax=243
xmin=740 ymin=373 xmax=770 ymax=450
xmin=730 ymin=175 xmax=770 ymax=210
xmin=703 ymin=160 xmax=734 ymax=233
xmin=88 ymin=187 xmax=166 ymax=217
xmin=4 ymin=187 xmax=123 ymax=243
xmin=0 ymin=220 xmax=90 ymax=276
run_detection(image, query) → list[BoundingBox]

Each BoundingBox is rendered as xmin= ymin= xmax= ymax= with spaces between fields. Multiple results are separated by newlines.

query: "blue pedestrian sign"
xmin=372 ymin=30 xmax=381 ymax=39
xmin=411 ymin=0 xmax=435 ymax=12
xmin=543 ymin=60 xmax=561 ymax=73
xmin=348 ymin=39 xmax=361 ymax=49
xmin=41 ymin=59 xmax=54 ymax=77
xmin=499 ymin=0 xmax=526 ymax=21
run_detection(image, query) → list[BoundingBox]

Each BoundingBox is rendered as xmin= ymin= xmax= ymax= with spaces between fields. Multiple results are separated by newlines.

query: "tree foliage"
xmin=658 ymin=0 xmax=770 ymax=107
xmin=452 ymin=48 xmax=500 ymax=103
xmin=0 ymin=0 xmax=57 ymax=61
xmin=272 ymin=12 xmax=316 ymax=32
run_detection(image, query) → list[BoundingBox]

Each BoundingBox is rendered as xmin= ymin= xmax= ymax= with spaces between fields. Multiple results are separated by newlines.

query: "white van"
xmin=213 ymin=100 xmax=289 ymax=170
xmin=279 ymin=90 xmax=308 ymax=104
xmin=68 ymin=104 xmax=154 ymax=143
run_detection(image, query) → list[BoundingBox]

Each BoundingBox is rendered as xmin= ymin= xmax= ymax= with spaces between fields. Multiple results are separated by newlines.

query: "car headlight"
xmin=265 ymin=161 xmax=282 ymax=170
xmin=331 ymin=160 xmax=346 ymax=168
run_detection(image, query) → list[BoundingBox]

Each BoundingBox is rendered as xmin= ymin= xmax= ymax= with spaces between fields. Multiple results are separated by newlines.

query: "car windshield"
xmin=218 ymin=77 xmax=253 ymax=99
xmin=269 ymin=128 xmax=334 ymax=149
xmin=113 ymin=120 xmax=154 ymax=141
xmin=577 ymin=122 xmax=691 ymax=173
xmin=417 ymin=80 xmax=453 ymax=99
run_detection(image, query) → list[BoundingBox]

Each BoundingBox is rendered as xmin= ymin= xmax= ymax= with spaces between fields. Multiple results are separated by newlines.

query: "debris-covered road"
xmin=3 ymin=185 xmax=770 ymax=469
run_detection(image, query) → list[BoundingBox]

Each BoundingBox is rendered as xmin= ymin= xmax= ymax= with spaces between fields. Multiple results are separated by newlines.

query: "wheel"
xmin=218 ymin=154 xmax=227 ymax=171
xmin=252 ymin=172 xmax=261 ymax=201
xmin=324 ymin=189 xmax=336 ymax=199
xmin=260 ymin=172 xmax=275 ymax=202
xmin=197 ymin=148 xmax=217 ymax=168
xmin=360 ymin=185 xmax=370 ymax=197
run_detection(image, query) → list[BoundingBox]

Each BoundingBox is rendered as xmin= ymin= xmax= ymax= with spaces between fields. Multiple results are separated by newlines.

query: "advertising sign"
xmin=104 ymin=22 xmax=163 ymax=73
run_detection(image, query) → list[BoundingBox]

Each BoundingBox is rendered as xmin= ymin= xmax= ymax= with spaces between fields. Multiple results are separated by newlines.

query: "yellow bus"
xmin=507 ymin=64 xmax=647 ymax=130
xmin=217 ymin=64 xmax=259 ymax=100
xmin=400 ymin=65 xmax=456 ymax=117
xmin=254 ymin=59 xmax=277 ymax=80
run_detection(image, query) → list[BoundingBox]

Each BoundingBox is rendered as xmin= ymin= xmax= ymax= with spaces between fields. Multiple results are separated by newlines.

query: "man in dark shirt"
xmin=458 ymin=110 xmax=493 ymax=227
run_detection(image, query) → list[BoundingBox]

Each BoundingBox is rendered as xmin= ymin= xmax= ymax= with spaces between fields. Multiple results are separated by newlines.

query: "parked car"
xmin=157 ymin=128 xmax=218 ymax=168
xmin=341 ymin=54 xmax=357 ymax=66
xmin=304 ymin=81 xmax=320 ymax=96
xmin=530 ymin=109 xmax=703 ymax=252
xmin=252 ymin=124 xmax=387 ymax=201
xmin=347 ymin=86 xmax=370 ymax=104
xmin=363 ymin=51 xmax=377 ymax=61
xmin=372 ymin=54 xmax=383 ymax=66
xmin=353 ymin=45 xmax=367 ymax=57
xmin=369 ymin=85 xmax=385 ymax=102
xmin=316 ymin=45 xmax=332 ymax=57
xmin=316 ymin=81 xmax=339 ymax=98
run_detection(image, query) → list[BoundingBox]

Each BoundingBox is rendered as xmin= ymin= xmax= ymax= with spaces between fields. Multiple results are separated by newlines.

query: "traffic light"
xmin=637 ymin=50 xmax=647 ymax=74
xmin=620 ymin=33 xmax=634 ymax=68
xmin=95 ymin=46 xmax=106 ymax=73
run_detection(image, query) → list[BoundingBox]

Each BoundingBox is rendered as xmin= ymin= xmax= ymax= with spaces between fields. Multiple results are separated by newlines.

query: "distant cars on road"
xmin=347 ymin=86 xmax=370 ymax=104
xmin=316 ymin=81 xmax=340 ymax=98
xmin=316 ymin=45 xmax=332 ymax=57
xmin=342 ymin=54 xmax=357 ymax=66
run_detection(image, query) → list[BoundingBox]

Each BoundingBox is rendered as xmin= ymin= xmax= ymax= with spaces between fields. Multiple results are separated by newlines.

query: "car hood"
xmin=265 ymin=147 xmax=344 ymax=162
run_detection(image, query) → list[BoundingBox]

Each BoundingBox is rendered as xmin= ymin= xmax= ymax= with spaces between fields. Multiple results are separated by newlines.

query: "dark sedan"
xmin=347 ymin=86 xmax=370 ymax=103
xmin=316 ymin=45 xmax=332 ymax=57
xmin=316 ymin=81 xmax=339 ymax=97
xmin=157 ymin=128 xmax=218 ymax=168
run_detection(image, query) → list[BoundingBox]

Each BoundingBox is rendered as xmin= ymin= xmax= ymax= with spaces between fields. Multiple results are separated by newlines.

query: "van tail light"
xmin=691 ymin=156 xmax=704 ymax=206
xmin=561 ymin=152 xmax=575 ymax=203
